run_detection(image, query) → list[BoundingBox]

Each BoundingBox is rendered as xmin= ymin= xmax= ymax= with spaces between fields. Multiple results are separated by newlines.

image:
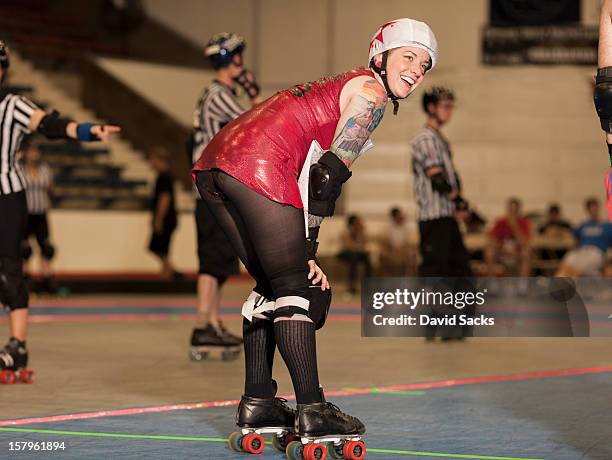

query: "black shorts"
xmin=25 ymin=213 xmax=50 ymax=246
xmin=418 ymin=217 xmax=472 ymax=277
xmin=195 ymin=199 xmax=238 ymax=279
xmin=0 ymin=191 xmax=27 ymax=259
xmin=148 ymin=223 xmax=176 ymax=257
xmin=0 ymin=191 xmax=29 ymax=309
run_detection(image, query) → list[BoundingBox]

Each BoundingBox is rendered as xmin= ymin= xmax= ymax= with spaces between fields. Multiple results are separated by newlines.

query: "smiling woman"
xmin=190 ymin=17 xmax=438 ymax=457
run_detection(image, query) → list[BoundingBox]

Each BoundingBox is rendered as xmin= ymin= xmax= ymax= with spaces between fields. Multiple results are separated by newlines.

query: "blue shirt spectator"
xmin=573 ymin=220 xmax=612 ymax=252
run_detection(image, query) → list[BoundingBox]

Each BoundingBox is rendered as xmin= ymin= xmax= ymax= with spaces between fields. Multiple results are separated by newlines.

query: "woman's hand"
xmin=307 ymin=260 xmax=330 ymax=290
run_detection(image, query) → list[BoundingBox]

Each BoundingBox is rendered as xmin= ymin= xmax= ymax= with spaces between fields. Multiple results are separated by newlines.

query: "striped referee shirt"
xmin=24 ymin=162 xmax=52 ymax=214
xmin=0 ymin=91 xmax=38 ymax=195
xmin=411 ymin=126 xmax=461 ymax=222
xmin=191 ymin=80 xmax=244 ymax=165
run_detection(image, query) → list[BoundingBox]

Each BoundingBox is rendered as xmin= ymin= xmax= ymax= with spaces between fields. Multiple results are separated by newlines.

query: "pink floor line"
xmin=0 ymin=314 xmax=361 ymax=324
xmin=1 ymin=366 xmax=610 ymax=427
xmin=28 ymin=302 xmax=361 ymax=311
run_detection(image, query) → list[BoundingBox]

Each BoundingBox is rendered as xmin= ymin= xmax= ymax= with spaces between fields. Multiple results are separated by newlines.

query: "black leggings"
xmin=196 ymin=170 xmax=309 ymax=302
xmin=196 ymin=170 xmax=322 ymax=403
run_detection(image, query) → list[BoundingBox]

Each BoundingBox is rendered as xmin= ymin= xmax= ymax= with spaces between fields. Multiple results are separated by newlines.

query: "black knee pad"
xmin=21 ymin=242 xmax=32 ymax=261
xmin=309 ymin=284 xmax=332 ymax=330
xmin=41 ymin=242 xmax=55 ymax=260
xmin=0 ymin=257 xmax=29 ymax=311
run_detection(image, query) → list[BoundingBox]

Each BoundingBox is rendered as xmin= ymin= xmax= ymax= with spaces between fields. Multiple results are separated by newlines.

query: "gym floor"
xmin=1 ymin=279 xmax=611 ymax=459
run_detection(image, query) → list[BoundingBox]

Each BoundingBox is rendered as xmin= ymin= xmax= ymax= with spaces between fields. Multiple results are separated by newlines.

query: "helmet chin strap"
xmin=370 ymin=51 xmax=400 ymax=115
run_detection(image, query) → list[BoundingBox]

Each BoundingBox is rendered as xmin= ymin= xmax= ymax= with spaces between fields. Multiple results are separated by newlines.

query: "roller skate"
xmin=228 ymin=385 xmax=298 ymax=455
xmin=189 ymin=324 xmax=241 ymax=362
xmin=0 ymin=338 xmax=34 ymax=384
xmin=286 ymin=389 xmax=366 ymax=460
xmin=217 ymin=320 xmax=243 ymax=345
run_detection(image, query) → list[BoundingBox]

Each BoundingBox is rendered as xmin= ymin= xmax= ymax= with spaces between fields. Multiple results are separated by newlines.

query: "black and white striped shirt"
xmin=24 ymin=162 xmax=52 ymax=214
xmin=0 ymin=91 xmax=38 ymax=195
xmin=191 ymin=80 xmax=244 ymax=165
xmin=411 ymin=126 xmax=461 ymax=222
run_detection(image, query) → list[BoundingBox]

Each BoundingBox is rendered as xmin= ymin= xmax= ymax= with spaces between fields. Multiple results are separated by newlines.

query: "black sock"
xmin=243 ymin=318 xmax=276 ymax=398
xmin=274 ymin=320 xmax=322 ymax=404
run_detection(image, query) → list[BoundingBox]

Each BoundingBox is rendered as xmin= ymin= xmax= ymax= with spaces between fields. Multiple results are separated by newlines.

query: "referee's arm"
xmin=27 ymin=108 xmax=120 ymax=142
xmin=414 ymin=137 xmax=458 ymax=199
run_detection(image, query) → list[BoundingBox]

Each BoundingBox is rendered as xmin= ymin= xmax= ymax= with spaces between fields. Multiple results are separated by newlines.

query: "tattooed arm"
xmin=308 ymin=78 xmax=387 ymax=228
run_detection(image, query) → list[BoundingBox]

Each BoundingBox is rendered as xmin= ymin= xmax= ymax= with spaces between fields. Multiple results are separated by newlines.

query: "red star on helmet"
xmin=372 ymin=20 xmax=399 ymax=48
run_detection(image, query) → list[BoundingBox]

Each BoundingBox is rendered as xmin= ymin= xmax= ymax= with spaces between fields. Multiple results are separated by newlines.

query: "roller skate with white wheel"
xmin=228 ymin=385 xmax=298 ymax=455
xmin=189 ymin=324 xmax=241 ymax=362
xmin=0 ymin=337 xmax=34 ymax=384
xmin=286 ymin=389 xmax=366 ymax=460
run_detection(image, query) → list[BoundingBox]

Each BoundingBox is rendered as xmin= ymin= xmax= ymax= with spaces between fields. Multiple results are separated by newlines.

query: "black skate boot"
xmin=0 ymin=338 xmax=34 ymax=384
xmin=216 ymin=320 xmax=243 ymax=345
xmin=286 ymin=389 xmax=366 ymax=460
xmin=228 ymin=383 xmax=298 ymax=454
xmin=189 ymin=325 xmax=241 ymax=362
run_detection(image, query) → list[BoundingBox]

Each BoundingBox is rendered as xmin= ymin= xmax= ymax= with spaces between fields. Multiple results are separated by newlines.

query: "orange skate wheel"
xmin=19 ymin=370 xmax=34 ymax=384
xmin=0 ymin=370 xmax=15 ymax=384
xmin=241 ymin=433 xmax=265 ymax=454
xmin=343 ymin=440 xmax=366 ymax=460
xmin=303 ymin=443 xmax=327 ymax=460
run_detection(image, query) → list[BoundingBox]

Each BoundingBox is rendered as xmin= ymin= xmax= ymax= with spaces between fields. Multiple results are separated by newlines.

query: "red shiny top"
xmin=193 ymin=67 xmax=374 ymax=208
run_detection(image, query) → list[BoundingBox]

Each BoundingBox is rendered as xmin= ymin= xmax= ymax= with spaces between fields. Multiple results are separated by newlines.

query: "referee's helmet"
xmin=205 ymin=33 xmax=245 ymax=70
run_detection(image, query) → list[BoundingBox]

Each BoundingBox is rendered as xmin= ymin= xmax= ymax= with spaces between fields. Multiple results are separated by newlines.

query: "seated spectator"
xmin=539 ymin=203 xmax=572 ymax=237
xmin=337 ymin=214 xmax=372 ymax=295
xmin=556 ymin=197 xmax=612 ymax=277
xmin=485 ymin=197 xmax=532 ymax=276
xmin=148 ymin=147 xmax=180 ymax=279
xmin=379 ymin=207 xmax=415 ymax=276
xmin=537 ymin=203 xmax=574 ymax=264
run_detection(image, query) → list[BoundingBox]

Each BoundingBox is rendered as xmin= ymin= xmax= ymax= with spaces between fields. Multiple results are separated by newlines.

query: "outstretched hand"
xmin=91 ymin=124 xmax=121 ymax=141
xmin=308 ymin=260 xmax=330 ymax=290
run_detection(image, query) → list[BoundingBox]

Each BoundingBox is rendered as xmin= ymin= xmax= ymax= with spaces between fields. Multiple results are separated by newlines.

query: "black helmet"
xmin=205 ymin=33 xmax=245 ymax=70
xmin=422 ymin=86 xmax=454 ymax=114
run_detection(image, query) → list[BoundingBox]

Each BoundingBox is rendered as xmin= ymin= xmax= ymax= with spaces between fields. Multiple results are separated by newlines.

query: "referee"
xmin=411 ymin=86 xmax=471 ymax=278
xmin=189 ymin=33 xmax=261 ymax=350
xmin=0 ymin=41 xmax=119 ymax=375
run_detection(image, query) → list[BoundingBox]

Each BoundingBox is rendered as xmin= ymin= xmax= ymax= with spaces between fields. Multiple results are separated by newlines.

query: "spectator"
xmin=379 ymin=207 xmax=414 ymax=276
xmin=537 ymin=203 xmax=574 ymax=266
xmin=337 ymin=215 xmax=372 ymax=295
xmin=20 ymin=144 xmax=58 ymax=292
xmin=148 ymin=147 xmax=179 ymax=279
xmin=539 ymin=203 xmax=572 ymax=237
xmin=485 ymin=197 xmax=532 ymax=276
xmin=556 ymin=198 xmax=612 ymax=277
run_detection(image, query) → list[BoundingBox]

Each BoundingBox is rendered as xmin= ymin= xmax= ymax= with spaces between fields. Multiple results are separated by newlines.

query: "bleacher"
xmin=5 ymin=84 xmax=150 ymax=211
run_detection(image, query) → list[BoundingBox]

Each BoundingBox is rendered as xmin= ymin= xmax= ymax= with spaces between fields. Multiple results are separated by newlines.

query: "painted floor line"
xmin=0 ymin=427 xmax=545 ymax=460
xmin=1 ymin=365 xmax=609 ymax=427
xmin=0 ymin=313 xmax=361 ymax=324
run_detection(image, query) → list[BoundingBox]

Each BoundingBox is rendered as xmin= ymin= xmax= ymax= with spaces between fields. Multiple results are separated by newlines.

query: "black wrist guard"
xmin=454 ymin=195 xmax=469 ymax=212
xmin=306 ymin=226 xmax=320 ymax=261
xmin=430 ymin=172 xmax=452 ymax=194
xmin=308 ymin=151 xmax=352 ymax=217
xmin=235 ymin=69 xmax=260 ymax=99
xmin=37 ymin=111 xmax=73 ymax=139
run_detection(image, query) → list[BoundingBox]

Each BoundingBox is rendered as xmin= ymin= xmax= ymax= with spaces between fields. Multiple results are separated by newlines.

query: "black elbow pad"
xmin=430 ymin=172 xmax=452 ymax=194
xmin=308 ymin=151 xmax=352 ymax=217
xmin=595 ymin=67 xmax=612 ymax=133
xmin=37 ymin=111 xmax=73 ymax=139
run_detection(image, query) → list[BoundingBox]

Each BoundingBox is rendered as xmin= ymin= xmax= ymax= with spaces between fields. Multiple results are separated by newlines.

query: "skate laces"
xmin=326 ymin=402 xmax=357 ymax=421
xmin=275 ymin=397 xmax=295 ymax=412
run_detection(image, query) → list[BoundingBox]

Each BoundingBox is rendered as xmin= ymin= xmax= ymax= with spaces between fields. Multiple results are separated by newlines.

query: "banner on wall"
xmin=482 ymin=25 xmax=598 ymax=65
xmin=490 ymin=0 xmax=581 ymax=26
xmin=483 ymin=0 xmax=596 ymax=65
